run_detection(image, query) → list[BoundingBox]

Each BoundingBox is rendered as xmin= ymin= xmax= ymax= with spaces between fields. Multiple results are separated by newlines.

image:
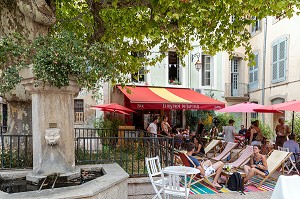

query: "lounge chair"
xmin=178 ymin=152 xmax=215 ymax=187
xmin=211 ymin=142 xmax=238 ymax=161
xmin=278 ymin=146 xmax=299 ymax=174
xmin=203 ymin=139 xmax=222 ymax=157
xmin=256 ymin=149 xmax=292 ymax=188
xmin=227 ymin=145 xmax=253 ymax=168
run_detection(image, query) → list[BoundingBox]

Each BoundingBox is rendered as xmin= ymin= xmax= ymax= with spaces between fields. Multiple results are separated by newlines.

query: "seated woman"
xmin=243 ymin=145 xmax=269 ymax=185
xmin=192 ymin=136 xmax=205 ymax=155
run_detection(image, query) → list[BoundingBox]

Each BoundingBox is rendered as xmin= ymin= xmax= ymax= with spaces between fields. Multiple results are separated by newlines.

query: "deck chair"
xmin=204 ymin=139 xmax=222 ymax=157
xmin=177 ymin=152 xmax=215 ymax=187
xmin=211 ymin=142 xmax=238 ymax=161
xmin=227 ymin=145 xmax=253 ymax=168
xmin=256 ymin=150 xmax=292 ymax=188
xmin=161 ymin=170 xmax=190 ymax=199
xmin=278 ymin=146 xmax=299 ymax=174
xmin=145 ymin=156 xmax=165 ymax=199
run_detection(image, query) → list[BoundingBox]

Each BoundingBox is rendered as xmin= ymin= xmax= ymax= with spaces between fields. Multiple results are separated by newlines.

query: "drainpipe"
xmin=262 ymin=17 xmax=268 ymax=122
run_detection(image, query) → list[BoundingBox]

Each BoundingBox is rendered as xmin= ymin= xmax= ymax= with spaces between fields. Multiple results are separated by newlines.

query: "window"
xmin=272 ymin=37 xmax=287 ymax=83
xmin=251 ymin=17 xmax=260 ymax=35
xmin=168 ymin=51 xmax=180 ymax=85
xmin=132 ymin=67 xmax=145 ymax=82
xmin=250 ymin=101 xmax=258 ymax=119
xmin=201 ymin=55 xmax=212 ymax=86
xmin=131 ymin=52 xmax=146 ymax=83
xmin=74 ymin=99 xmax=84 ymax=123
xmin=230 ymin=57 xmax=239 ymax=96
xmin=249 ymin=53 xmax=259 ymax=90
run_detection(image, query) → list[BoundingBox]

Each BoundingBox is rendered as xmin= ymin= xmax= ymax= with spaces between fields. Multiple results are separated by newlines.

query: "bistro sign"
xmin=130 ymin=103 xmax=224 ymax=110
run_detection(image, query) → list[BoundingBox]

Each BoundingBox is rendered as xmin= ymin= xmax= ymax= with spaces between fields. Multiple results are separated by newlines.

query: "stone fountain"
xmin=21 ymin=78 xmax=81 ymax=184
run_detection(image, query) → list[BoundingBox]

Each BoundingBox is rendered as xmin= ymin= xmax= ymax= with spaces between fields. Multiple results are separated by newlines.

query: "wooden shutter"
xmin=272 ymin=37 xmax=287 ymax=82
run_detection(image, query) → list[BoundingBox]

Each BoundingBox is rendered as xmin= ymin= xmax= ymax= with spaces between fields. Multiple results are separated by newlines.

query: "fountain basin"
xmin=0 ymin=163 xmax=129 ymax=199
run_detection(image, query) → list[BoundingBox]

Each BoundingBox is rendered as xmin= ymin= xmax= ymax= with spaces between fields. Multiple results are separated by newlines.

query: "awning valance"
xmin=117 ymin=86 xmax=225 ymax=110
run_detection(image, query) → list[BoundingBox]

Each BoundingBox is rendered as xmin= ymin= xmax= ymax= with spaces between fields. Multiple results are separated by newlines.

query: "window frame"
xmin=249 ymin=53 xmax=259 ymax=91
xmin=168 ymin=51 xmax=181 ymax=85
xmin=271 ymin=36 xmax=288 ymax=83
xmin=201 ymin=55 xmax=213 ymax=86
xmin=250 ymin=17 xmax=261 ymax=35
xmin=74 ymin=99 xmax=84 ymax=123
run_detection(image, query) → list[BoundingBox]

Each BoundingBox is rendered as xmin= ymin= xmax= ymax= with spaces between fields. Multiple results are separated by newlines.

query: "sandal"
xmin=212 ymin=183 xmax=223 ymax=190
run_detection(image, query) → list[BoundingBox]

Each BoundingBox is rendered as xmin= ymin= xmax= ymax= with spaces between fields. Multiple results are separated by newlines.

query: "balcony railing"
xmin=224 ymin=83 xmax=249 ymax=98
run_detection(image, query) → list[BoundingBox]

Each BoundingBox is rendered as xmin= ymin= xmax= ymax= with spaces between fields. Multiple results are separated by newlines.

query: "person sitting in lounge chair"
xmin=192 ymin=136 xmax=205 ymax=156
xmin=186 ymin=142 xmax=224 ymax=189
xmin=243 ymin=145 xmax=269 ymax=185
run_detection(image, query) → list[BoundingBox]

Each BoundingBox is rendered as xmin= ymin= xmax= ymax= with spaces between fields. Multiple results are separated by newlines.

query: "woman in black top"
xmin=192 ymin=136 xmax=205 ymax=155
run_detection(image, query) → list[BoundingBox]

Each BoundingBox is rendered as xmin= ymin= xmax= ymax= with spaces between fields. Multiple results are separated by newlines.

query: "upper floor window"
xmin=202 ymin=55 xmax=212 ymax=86
xmin=132 ymin=67 xmax=145 ymax=83
xmin=249 ymin=53 xmax=259 ymax=91
xmin=74 ymin=99 xmax=84 ymax=123
xmin=251 ymin=17 xmax=260 ymax=35
xmin=131 ymin=52 xmax=146 ymax=83
xmin=168 ymin=51 xmax=180 ymax=85
xmin=272 ymin=37 xmax=287 ymax=83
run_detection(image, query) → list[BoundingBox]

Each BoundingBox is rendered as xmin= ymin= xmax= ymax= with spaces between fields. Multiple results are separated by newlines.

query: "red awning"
xmin=117 ymin=86 xmax=225 ymax=110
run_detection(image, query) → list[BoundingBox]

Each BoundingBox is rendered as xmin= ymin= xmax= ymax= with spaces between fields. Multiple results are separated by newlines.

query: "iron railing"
xmin=0 ymin=134 xmax=33 ymax=169
xmin=224 ymin=83 xmax=249 ymax=98
xmin=74 ymin=128 xmax=174 ymax=177
xmin=0 ymin=128 xmax=174 ymax=177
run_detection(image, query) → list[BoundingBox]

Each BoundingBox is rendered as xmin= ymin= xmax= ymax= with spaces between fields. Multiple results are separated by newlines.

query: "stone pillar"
xmin=21 ymin=78 xmax=80 ymax=182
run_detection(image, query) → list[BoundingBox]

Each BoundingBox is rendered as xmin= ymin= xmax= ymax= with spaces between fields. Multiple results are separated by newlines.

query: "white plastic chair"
xmin=278 ymin=146 xmax=299 ymax=174
xmin=161 ymin=169 xmax=190 ymax=199
xmin=145 ymin=156 xmax=165 ymax=199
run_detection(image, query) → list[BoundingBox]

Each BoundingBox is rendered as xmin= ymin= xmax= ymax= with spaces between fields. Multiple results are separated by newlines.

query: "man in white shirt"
xmin=147 ymin=116 xmax=158 ymax=137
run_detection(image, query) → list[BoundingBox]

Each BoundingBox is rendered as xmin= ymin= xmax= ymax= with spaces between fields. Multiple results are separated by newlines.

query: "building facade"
xmin=224 ymin=14 xmax=300 ymax=130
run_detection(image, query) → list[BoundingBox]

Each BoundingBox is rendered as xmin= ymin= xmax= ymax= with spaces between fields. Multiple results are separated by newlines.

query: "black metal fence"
xmin=0 ymin=127 xmax=174 ymax=177
xmin=0 ymin=134 xmax=33 ymax=169
xmin=74 ymin=128 xmax=174 ymax=177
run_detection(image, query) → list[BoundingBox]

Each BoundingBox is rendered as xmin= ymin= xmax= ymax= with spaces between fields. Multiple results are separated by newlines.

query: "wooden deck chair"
xmin=178 ymin=152 xmax=215 ymax=187
xmin=211 ymin=142 xmax=238 ymax=161
xmin=257 ymin=150 xmax=292 ymax=188
xmin=278 ymin=146 xmax=299 ymax=174
xmin=204 ymin=139 xmax=222 ymax=157
xmin=227 ymin=145 xmax=253 ymax=168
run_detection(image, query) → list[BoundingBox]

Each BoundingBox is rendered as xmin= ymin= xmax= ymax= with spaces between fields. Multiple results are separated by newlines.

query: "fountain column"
xmin=21 ymin=77 xmax=80 ymax=183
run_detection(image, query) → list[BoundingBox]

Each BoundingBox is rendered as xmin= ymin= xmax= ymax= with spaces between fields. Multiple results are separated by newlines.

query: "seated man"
xmin=186 ymin=142 xmax=224 ymax=189
xmin=283 ymin=134 xmax=300 ymax=162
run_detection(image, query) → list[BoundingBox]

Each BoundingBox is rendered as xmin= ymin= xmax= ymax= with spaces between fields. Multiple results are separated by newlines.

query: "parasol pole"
xmin=292 ymin=111 xmax=295 ymax=135
xmin=245 ymin=112 xmax=248 ymax=129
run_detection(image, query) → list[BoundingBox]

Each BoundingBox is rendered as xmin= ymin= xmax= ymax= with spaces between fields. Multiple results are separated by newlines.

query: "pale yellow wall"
xmin=225 ymin=14 xmax=300 ymax=130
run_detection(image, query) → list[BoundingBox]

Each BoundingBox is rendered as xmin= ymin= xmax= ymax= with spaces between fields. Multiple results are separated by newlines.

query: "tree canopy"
xmin=1 ymin=0 xmax=299 ymax=94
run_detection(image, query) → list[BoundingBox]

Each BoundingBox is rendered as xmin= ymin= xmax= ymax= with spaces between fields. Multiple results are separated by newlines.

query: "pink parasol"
xmin=253 ymin=100 xmax=300 ymax=134
xmin=217 ymin=102 xmax=281 ymax=128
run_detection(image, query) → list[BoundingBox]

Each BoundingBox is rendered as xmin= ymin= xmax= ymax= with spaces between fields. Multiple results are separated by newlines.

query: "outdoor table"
xmin=163 ymin=165 xmax=200 ymax=187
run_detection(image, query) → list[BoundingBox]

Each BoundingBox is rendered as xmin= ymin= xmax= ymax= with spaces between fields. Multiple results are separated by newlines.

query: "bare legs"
xmin=244 ymin=165 xmax=266 ymax=183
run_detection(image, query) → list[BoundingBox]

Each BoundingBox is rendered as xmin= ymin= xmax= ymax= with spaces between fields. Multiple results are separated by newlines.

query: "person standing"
xmin=147 ymin=116 xmax=158 ymax=137
xmin=197 ymin=119 xmax=205 ymax=137
xmin=161 ymin=115 xmax=171 ymax=136
xmin=222 ymin=119 xmax=238 ymax=143
xmin=275 ymin=117 xmax=291 ymax=148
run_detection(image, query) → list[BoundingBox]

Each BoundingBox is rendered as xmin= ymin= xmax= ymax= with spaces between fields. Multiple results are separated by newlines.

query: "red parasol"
xmin=91 ymin=103 xmax=136 ymax=115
